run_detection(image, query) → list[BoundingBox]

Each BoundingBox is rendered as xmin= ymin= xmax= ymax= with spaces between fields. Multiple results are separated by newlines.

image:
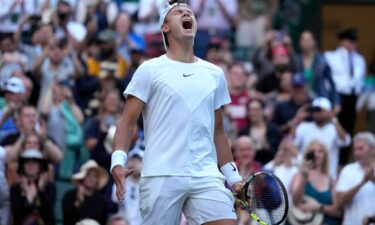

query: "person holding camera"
xmin=294 ymin=97 xmax=350 ymax=179
xmin=290 ymin=140 xmax=342 ymax=225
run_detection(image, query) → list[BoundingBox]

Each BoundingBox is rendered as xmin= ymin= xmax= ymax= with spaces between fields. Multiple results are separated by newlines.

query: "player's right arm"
xmin=111 ymin=95 xmax=144 ymax=201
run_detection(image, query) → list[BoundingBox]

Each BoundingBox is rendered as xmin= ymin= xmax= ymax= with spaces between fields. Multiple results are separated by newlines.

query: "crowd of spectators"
xmin=0 ymin=0 xmax=374 ymax=225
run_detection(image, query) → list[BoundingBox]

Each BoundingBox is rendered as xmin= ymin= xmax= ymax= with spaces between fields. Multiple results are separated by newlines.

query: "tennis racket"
xmin=236 ymin=172 xmax=289 ymax=225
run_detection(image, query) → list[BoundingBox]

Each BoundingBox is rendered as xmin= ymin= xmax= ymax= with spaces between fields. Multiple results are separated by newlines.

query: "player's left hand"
xmin=232 ymin=181 xmax=245 ymax=210
xmin=112 ymin=166 xmax=134 ymax=202
xmin=232 ymin=182 xmax=243 ymax=194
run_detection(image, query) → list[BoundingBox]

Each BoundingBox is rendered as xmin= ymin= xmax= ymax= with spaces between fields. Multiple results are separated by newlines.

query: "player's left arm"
xmin=214 ymin=108 xmax=242 ymax=192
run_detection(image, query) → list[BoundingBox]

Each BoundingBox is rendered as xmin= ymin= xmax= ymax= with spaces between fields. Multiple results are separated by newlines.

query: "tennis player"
xmin=111 ymin=1 xmax=242 ymax=224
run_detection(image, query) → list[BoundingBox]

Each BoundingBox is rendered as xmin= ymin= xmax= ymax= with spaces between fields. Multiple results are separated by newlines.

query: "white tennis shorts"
xmin=139 ymin=176 xmax=237 ymax=225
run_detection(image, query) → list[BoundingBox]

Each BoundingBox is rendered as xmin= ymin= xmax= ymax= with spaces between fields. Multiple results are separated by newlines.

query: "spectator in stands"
xmin=40 ymin=80 xmax=88 ymax=180
xmin=205 ymin=37 xmax=233 ymax=70
xmin=253 ymin=30 xmax=295 ymax=94
xmin=33 ymin=38 xmax=78 ymax=110
xmin=233 ymin=136 xmax=261 ymax=181
xmin=356 ymin=56 xmax=375 ymax=134
xmin=336 ymin=132 xmax=375 ymax=225
xmin=264 ymin=138 xmax=299 ymax=203
xmin=236 ymin=0 xmax=278 ymax=52
xmin=112 ymin=149 xmax=143 ymax=225
xmin=54 ymin=0 xmax=74 ymax=40
xmin=4 ymin=130 xmax=62 ymax=186
xmin=190 ymin=0 xmax=237 ymax=58
xmin=12 ymin=13 xmax=46 ymax=59
xmin=272 ymin=73 xmax=311 ymax=134
xmin=294 ymin=97 xmax=350 ymax=179
xmin=0 ymin=76 xmax=26 ymax=142
xmin=62 ymin=159 xmax=109 ymax=225
xmin=0 ymin=145 xmax=9 ymax=225
xmin=0 ymin=33 xmax=29 ymax=75
xmin=107 ymin=214 xmax=129 ymax=225
xmin=0 ymin=0 xmax=26 ymax=33
xmin=1 ymin=105 xmax=62 ymax=164
xmin=10 ymin=148 xmax=56 ymax=225
xmin=265 ymin=65 xmax=293 ymax=120
xmin=296 ymin=31 xmax=340 ymax=111
xmin=225 ymin=62 xmax=251 ymax=133
xmin=291 ymin=140 xmax=342 ymax=225
xmin=233 ymin=135 xmax=262 ymax=225
xmin=135 ymin=0 xmax=165 ymax=57
xmin=86 ymin=29 xmax=127 ymax=93
xmin=325 ymin=27 xmax=366 ymax=137
xmin=114 ymin=11 xmax=146 ymax=63
xmin=239 ymin=98 xmax=282 ymax=164
xmin=85 ymin=89 xmax=123 ymax=171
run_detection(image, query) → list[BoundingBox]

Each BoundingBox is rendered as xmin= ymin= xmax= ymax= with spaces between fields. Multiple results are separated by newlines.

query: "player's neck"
xmin=166 ymin=42 xmax=196 ymax=63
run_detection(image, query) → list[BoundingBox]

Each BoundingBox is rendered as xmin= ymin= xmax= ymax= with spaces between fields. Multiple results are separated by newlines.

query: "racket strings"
xmin=246 ymin=173 xmax=288 ymax=225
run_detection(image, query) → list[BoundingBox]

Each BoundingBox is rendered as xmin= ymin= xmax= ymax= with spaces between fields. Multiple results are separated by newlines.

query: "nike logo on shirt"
xmin=230 ymin=163 xmax=236 ymax=171
xmin=183 ymin=73 xmax=194 ymax=77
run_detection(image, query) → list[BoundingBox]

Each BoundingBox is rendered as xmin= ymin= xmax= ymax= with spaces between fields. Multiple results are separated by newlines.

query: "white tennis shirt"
xmin=124 ymin=55 xmax=231 ymax=177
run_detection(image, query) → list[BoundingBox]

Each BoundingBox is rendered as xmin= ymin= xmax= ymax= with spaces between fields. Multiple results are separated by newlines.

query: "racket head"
xmin=238 ymin=172 xmax=289 ymax=225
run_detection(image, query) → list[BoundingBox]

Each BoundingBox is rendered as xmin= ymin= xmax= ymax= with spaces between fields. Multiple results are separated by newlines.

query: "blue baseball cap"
xmin=292 ymin=73 xmax=307 ymax=87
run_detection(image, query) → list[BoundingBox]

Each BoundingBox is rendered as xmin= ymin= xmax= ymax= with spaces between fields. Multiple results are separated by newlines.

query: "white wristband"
xmin=110 ymin=150 xmax=128 ymax=173
xmin=220 ymin=162 xmax=242 ymax=187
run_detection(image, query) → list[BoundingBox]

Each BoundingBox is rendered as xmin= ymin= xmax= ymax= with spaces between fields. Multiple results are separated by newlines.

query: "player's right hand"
xmin=112 ymin=166 xmax=134 ymax=202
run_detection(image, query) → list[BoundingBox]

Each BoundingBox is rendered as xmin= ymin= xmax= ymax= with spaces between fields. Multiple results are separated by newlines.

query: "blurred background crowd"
xmin=0 ymin=0 xmax=374 ymax=225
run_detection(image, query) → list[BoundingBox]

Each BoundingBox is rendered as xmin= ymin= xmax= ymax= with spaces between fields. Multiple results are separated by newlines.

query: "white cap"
xmin=20 ymin=149 xmax=44 ymax=160
xmin=159 ymin=0 xmax=191 ymax=51
xmin=67 ymin=21 xmax=87 ymax=42
xmin=311 ymin=97 xmax=332 ymax=111
xmin=3 ymin=76 xmax=25 ymax=94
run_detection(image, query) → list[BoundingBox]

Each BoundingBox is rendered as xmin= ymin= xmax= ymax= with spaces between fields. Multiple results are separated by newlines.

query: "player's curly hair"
xmin=169 ymin=0 xmax=189 ymax=5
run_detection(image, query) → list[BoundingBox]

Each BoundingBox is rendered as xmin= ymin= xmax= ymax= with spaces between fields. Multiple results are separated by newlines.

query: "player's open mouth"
xmin=182 ymin=19 xmax=193 ymax=30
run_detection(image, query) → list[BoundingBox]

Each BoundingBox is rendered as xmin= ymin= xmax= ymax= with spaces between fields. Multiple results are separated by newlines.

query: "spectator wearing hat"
xmin=86 ymin=29 xmax=128 ymax=80
xmin=0 ymin=76 xmax=26 ymax=142
xmin=63 ymin=159 xmax=109 ymax=225
xmin=295 ymin=31 xmax=340 ymax=111
xmin=290 ymin=140 xmax=342 ymax=225
xmin=256 ymin=43 xmax=295 ymax=94
xmin=112 ymin=149 xmax=143 ymax=225
xmin=294 ymin=97 xmax=350 ymax=179
xmin=4 ymin=129 xmax=63 ymax=187
xmin=336 ymin=132 xmax=375 ymax=225
xmin=272 ymin=73 xmax=311 ymax=135
xmin=10 ymin=148 xmax=56 ymax=225
xmin=324 ymin=27 xmax=366 ymax=138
